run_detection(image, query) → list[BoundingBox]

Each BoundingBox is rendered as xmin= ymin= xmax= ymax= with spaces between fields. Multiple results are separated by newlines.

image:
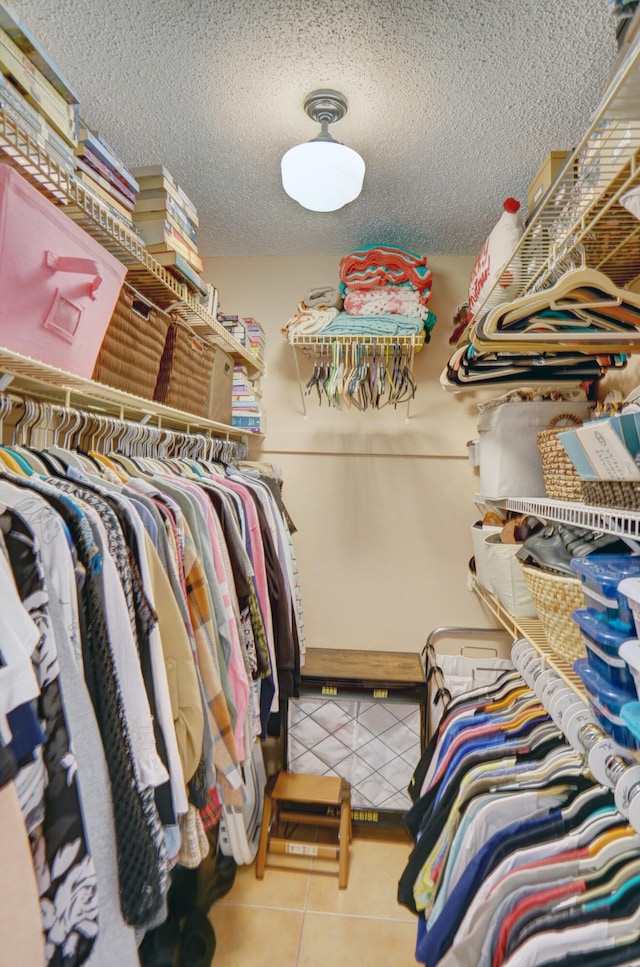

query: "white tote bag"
xmin=471 ymin=523 xmax=502 ymax=592
xmin=477 ymin=399 xmax=592 ymax=499
xmin=483 ymin=534 xmax=537 ymax=617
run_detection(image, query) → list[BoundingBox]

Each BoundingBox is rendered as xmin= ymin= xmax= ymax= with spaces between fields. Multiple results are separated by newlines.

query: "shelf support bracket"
xmin=291 ymin=346 xmax=308 ymax=418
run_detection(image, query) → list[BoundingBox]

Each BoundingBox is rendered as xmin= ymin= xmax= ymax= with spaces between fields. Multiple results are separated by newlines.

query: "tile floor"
xmin=208 ymin=827 xmax=418 ymax=967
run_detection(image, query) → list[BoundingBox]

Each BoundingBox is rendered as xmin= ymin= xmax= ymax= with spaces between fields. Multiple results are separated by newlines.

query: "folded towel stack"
xmin=339 ymin=244 xmax=436 ymax=340
xmin=281 ymin=284 xmax=343 ymax=337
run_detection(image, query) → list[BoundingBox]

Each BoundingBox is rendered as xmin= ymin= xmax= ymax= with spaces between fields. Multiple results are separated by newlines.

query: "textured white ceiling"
xmin=9 ymin=0 xmax=618 ymax=258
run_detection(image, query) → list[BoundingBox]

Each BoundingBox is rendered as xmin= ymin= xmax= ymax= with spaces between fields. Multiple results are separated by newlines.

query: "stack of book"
xmin=243 ymin=317 xmax=265 ymax=364
xmin=0 ymin=72 xmax=75 ymax=198
xmin=232 ymin=365 xmax=264 ymax=432
xmin=217 ymin=314 xmax=248 ymax=347
xmin=0 ymin=1 xmax=79 ymax=147
xmin=0 ymin=1 xmax=78 ymax=197
xmin=74 ymin=119 xmax=140 ymax=229
xmin=131 ymin=164 xmax=206 ymax=296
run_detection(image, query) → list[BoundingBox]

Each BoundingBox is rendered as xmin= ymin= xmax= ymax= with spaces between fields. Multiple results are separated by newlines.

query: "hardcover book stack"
xmin=243 ymin=316 xmax=265 ymax=365
xmin=131 ymin=163 xmax=207 ymax=296
xmin=232 ymin=365 xmax=264 ymax=433
xmin=217 ymin=313 xmax=248 ymax=347
xmin=0 ymin=0 xmax=78 ymax=194
xmin=74 ymin=119 xmax=140 ymax=230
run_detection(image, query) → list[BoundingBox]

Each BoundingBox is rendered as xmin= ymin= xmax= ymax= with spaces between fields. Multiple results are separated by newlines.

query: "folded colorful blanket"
xmin=304 ymin=285 xmax=343 ymax=310
xmin=339 ymin=244 xmax=432 ymax=296
xmin=321 ymin=311 xmax=426 ymax=337
xmin=281 ymin=305 xmax=339 ymax=337
xmin=344 ymin=286 xmax=431 ymax=319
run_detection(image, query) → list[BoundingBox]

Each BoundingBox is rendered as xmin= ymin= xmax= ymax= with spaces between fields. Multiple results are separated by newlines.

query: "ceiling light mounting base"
xmin=303 ymin=89 xmax=348 ymax=126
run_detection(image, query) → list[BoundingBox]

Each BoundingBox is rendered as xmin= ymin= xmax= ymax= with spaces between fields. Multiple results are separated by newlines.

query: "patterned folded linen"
xmin=304 ymin=285 xmax=343 ymax=310
xmin=321 ymin=311 xmax=427 ymax=337
xmin=281 ymin=305 xmax=339 ymax=337
xmin=339 ymin=244 xmax=432 ymax=297
xmin=344 ymin=286 xmax=432 ymax=319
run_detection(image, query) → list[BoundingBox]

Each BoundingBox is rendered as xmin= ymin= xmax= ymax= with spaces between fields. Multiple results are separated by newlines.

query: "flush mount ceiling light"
xmin=281 ymin=89 xmax=365 ymax=212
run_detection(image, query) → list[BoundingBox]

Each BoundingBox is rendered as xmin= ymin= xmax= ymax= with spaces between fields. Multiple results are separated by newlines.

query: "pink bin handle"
xmin=44 ymin=251 xmax=103 ymax=300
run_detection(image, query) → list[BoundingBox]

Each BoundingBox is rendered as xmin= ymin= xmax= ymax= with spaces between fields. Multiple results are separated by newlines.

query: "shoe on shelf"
xmin=516 ymin=526 xmax=573 ymax=576
xmin=179 ymin=909 xmax=216 ymax=967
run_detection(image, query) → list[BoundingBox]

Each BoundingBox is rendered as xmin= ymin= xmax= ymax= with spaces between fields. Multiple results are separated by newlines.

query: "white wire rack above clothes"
xmin=0 ymin=393 xmax=249 ymax=463
xmin=289 ymin=334 xmax=422 ymax=419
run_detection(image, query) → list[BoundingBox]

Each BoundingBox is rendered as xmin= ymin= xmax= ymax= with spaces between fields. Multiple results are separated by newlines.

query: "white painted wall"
xmin=205 ymin=254 xmax=509 ymax=658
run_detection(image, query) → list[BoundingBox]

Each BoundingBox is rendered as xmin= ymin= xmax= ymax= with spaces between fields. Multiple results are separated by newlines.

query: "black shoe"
xmin=169 ymin=866 xmax=198 ymax=921
xmin=179 ymin=910 xmax=216 ymax=967
xmin=139 ymin=914 xmax=181 ymax=967
xmin=196 ymin=853 xmax=237 ymax=913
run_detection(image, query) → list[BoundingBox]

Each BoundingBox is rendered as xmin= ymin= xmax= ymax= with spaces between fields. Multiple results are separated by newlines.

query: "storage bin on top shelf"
xmin=153 ymin=313 xmax=216 ymax=418
xmin=475 ymin=394 xmax=592 ymax=499
xmin=0 ymin=164 xmax=126 ymax=378
xmin=558 ymin=411 xmax=640 ymax=510
xmin=92 ymin=282 xmax=170 ymax=399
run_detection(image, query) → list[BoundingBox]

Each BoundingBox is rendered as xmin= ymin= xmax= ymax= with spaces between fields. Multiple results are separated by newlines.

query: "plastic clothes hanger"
xmin=492 ymin=266 xmax=632 ymax=327
xmin=576 ymin=855 xmax=640 ymax=905
xmin=474 ymin=265 xmax=640 ymax=352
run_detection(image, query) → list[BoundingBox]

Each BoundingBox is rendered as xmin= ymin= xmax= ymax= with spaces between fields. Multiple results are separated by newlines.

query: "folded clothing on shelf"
xmin=321 ymin=310 xmax=428 ymax=337
xmin=343 ymin=285 xmax=432 ymax=319
xmin=339 ymin=244 xmax=432 ymax=298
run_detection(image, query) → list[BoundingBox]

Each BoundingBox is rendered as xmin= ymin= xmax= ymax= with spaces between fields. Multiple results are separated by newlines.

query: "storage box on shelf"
xmin=0 ymin=164 xmax=126 ymax=378
xmin=570 ymin=556 xmax=640 ymax=630
xmin=520 ymin=564 xmax=586 ymax=663
xmin=483 ymin=533 xmax=537 ymax=617
xmin=92 ymin=283 xmax=170 ymax=400
xmin=205 ymin=347 xmax=234 ymax=425
xmin=0 ymin=106 xmax=262 ymax=379
xmin=475 ymin=398 xmax=592 ymax=500
xmin=154 ymin=315 xmax=216 ymax=418
xmin=527 ymin=150 xmax=571 ymax=217
xmin=470 ymin=521 xmax=502 ymax=593
xmin=575 ymin=658 xmax=639 ymax=751
xmin=572 ymin=607 xmax=636 ymax=690
xmin=452 ymin=30 xmax=640 ymax=359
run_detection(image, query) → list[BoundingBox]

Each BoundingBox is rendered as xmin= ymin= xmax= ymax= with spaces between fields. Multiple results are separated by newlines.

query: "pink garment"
xmin=211 ymin=475 xmax=277 ymax=709
xmin=344 ymin=286 xmax=432 ymax=317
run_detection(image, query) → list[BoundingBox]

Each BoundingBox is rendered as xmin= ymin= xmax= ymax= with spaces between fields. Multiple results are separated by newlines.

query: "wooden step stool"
xmin=255 ymin=772 xmax=352 ymax=889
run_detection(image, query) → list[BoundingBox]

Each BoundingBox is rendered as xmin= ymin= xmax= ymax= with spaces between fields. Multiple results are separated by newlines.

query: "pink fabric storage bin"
xmin=0 ymin=166 xmax=126 ymax=377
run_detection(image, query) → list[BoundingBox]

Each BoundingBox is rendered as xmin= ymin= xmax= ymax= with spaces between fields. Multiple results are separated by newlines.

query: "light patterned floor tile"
xmin=209 ymin=828 xmax=417 ymax=965
xmin=217 ymin=858 xmax=311 ymax=910
xmin=307 ymin=836 xmax=415 ymax=921
xmin=209 ymin=906 xmax=304 ymax=967
xmin=297 ymin=913 xmax=417 ymax=967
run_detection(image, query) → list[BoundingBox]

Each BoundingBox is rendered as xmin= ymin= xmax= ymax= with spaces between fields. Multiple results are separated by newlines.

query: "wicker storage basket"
xmin=537 ymin=413 xmax=585 ymax=502
xmin=581 ymin=479 xmax=640 ymax=512
xmin=521 ymin=563 xmax=586 ymax=664
xmin=92 ymin=283 xmax=170 ymax=399
xmin=154 ymin=316 xmax=216 ymax=416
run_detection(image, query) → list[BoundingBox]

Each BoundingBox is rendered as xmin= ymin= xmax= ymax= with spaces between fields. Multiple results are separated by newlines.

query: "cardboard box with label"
xmin=527 ymin=150 xmax=570 ymax=215
xmin=205 ymin=346 xmax=234 ymax=424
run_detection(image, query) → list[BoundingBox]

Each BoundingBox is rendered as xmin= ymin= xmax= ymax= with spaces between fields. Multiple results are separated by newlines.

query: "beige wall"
xmin=205 ymin=254 xmax=508 ymax=658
